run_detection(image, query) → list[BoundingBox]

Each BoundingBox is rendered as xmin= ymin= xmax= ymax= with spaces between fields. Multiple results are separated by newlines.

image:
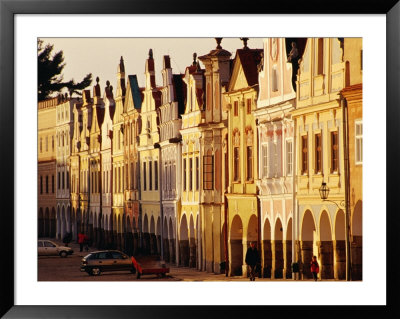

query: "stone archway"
xmin=319 ymin=211 xmax=333 ymax=279
xmin=272 ymin=218 xmax=284 ymax=279
xmin=149 ymin=216 xmax=156 ymax=255
xmin=300 ymin=210 xmax=316 ymax=279
xmin=285 ymin=218 xmax=293 ymax=279
xmin=163 ymin=217 xmax=169 ymax=262
xmin=50 ymin=208 xmax=56 ymax=238
xmin=169 ymin=217 xmax=176 ymax=264
xmin=230 ymin=215 xmax=243 ymax=276
xmin=61 ymin=206 xmax=66 ymax=239
xmin=352 ymin=200 xmax=362 ymax=280
xmin=56 ymin=207 xmax=61 ymax=239
xmin=196 ymin=214 xmax=201 ymax=270
xmin=44 ymin=207 xmax=50 ymax=237
xmin=246 ymin=214 xmax=258 ymax=278
xmin=189 ymin=214 xmax=196 ymax=268
xmin=126 ymin=215 xmax=133 ymax=256
xmin=143 ymin=214 xmax=150 ymax=255
xmin=38 ymin=208 xmax=44 ymax=238
xmin=179 ymin=214 xmax=189 ymax=266
xmin=334 ymin=209 xmax=346 ymax=280
xmin=262 ymin=218 xmax=272 ymax=278
xmin=132 ymin=217 xmax=138 ymax=255
xmin=156 ymin=216 xmax=161 ymax=256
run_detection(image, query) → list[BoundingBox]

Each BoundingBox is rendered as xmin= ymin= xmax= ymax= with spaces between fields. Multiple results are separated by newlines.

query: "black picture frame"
xmin=1 ymin=0 xmax=399 ymax=318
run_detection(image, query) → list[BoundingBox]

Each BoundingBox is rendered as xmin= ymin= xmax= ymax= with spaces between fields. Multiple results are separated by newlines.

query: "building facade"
xmin=38 ymin=97 xmax=58 ymax=238
xmin=159 ymin=55 xmax=186 ymax=264
xmin=198 ymin=39 xmax=231 ymax=273
xmin=224 ymin=44 xmax=262 ymax=277
xmin=138 ymin=50 xmax=162 ymax=256
xmin=179 ymin=54 xmax=205 ymax=268
xmin=122 ymin=73 xmax=142 ymax=256
xmin=55 ymin=96 xmax=76 ymax=240
xmin=292 ymin=38 xmax=347 ymax=280
xmin=254 ymin=38 xmax=296 ymax=279
xmin=341 ymin=38 xmax=363 ymax=280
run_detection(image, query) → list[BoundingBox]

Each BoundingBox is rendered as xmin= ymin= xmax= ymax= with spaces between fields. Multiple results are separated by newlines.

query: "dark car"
xmin=80 ymin=250 xmax=136 ymax=276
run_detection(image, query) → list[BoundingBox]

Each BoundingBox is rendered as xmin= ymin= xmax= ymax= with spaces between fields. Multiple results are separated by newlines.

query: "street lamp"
xmin=319 ymin=181 xmax=351 ymax=281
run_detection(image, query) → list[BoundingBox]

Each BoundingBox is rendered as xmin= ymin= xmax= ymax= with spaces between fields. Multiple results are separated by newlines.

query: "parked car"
xmin=38 ymin=239 xmax=73 ymax=257
xmin=80 ymin=250 xmax=136 ymax=276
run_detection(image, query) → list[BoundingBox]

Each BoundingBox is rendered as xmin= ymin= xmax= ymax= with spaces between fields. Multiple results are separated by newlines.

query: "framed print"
xmin=1 ymin=0 xmax=399 ymax=318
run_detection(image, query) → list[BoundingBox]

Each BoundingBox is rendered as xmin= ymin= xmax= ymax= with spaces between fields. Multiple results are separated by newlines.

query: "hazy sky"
xmin=41 ymin=37 xmax=264 ymax=95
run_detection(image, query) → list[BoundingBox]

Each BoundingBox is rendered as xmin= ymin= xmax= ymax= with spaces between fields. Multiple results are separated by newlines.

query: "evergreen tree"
xmin=38 ymin=39 xmax=92 ymax=101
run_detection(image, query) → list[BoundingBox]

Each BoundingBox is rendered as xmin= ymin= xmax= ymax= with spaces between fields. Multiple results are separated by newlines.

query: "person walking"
xmin=310 ymin=255 xmax=320 ymax=281
xmin=245 ymin=242 xmax=259 ymax=281
xmin=78 ymin=232 xmax=85 ymax=252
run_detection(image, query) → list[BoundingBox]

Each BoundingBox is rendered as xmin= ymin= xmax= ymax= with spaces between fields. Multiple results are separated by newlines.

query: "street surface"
xmin=38 ymin=238 xmax=316 ymax=282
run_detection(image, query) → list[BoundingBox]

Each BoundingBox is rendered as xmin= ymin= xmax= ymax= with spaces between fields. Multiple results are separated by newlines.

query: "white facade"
xmin=55 ymin=98 xmax=76 ymax=240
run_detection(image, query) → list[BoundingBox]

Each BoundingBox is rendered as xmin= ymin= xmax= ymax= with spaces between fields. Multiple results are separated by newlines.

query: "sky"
xmin=41 ymin=37 xmax=264 ymax=95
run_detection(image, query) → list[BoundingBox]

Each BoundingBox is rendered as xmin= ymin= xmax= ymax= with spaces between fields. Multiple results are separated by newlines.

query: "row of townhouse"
xmin=38 ymin=37 xmax=362 ymax=280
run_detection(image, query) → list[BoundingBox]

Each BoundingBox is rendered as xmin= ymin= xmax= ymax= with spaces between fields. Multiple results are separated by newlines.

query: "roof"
xmin=128 ymin=75 xmax=143 ymax=110
xmin=228 ymin=49 xmax=263 ymax=90
xmin=236 ymin=49 xmax=263 ymax=87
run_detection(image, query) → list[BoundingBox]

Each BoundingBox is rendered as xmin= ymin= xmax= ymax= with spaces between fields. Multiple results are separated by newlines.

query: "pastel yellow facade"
xmin=180 ymin=61 xmax=204 ymax=268
xmin=138 ymin=51 xmax=162 ymax=255
xmin=38 ymin=97 xmax=57 ymax=238
xmin=224 ymin=48 xmax=262 ymax=276
xmin=292 ymin=38 xmax=347 ymax=280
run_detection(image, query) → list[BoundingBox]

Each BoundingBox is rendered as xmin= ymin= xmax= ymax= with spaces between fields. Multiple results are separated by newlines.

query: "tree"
xmin=38 ymin=39 xmax=92 ymax=101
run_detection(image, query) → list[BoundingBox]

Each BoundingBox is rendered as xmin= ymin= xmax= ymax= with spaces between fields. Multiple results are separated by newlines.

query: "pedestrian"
xmin=78 ymin=232 xmax=85 ymax=252
xmin=245 ymin=241 xmax=260 ymax=281
xmin=310 ymin=255 xmax=319 ymax=281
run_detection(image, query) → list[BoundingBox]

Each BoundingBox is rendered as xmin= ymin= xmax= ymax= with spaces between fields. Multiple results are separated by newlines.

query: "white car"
xmin=38 ymin=239 xmax=74 ymax=257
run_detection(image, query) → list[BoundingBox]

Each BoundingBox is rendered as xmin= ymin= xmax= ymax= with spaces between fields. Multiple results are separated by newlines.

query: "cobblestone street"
xmin=38 ymin=238 xmax=328 ymax=282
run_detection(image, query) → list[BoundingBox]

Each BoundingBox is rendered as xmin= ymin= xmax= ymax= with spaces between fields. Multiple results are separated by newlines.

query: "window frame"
xmin=314 ymin=132 xmax=322 ymax=174
xmin=246 ymin=145 xmax=253 ymax=181
xmin=203 ymin=154 xmax=214 ymax=190
xmin=331 ymin=130 xmax=339 ymax=173
xmin=301 ymin=134 xmax=308 ymax=175
xmin=286 ymin=139 xmax=293 ymax=176
xmin=355 ymin=120 xmax=363 ymax=165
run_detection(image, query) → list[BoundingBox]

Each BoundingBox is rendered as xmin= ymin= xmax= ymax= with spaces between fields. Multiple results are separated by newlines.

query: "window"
xmin=286 ymin=140 xmax=293 ymax=176
xmin=149 ymin=161 xmax=152 ymax=190
xmin=52 ymin=136 xmax=54 ymax=151
xmin=183 ymin=159 xmax=187 ymax=191
xmin=58 ymin=172 xmax=60 ymax=189
xmin=40 ymin=176 xmax=43 ymax=194
xmin=46 ymin=176 xmax=49 ymax=193
xmin=246 ymin=146 xmax=253 ymax=181
xmin=272 ymin=68 xmax=278 ymax=92
xmin=40 ymin=138 xmax=42 ymax=153
xmin=233 ymin=147 xmax=240 ymax=181
xmin=196 ymin=157 xmax=199 ymax=190
xmin=331 ymin=131 xmax=339 ymax=172
xmin=62 ymin=172 xmax=65 ymax=189
xmin=262 ymin=144 xmax=268 ymax=178
xmin=45 ymin=136 xmax=48 ymax=151
xmin=315 ymin=133 xmax=322 ymax=173
xmin=273 ymin=142 xmax=278 ymax=176
xmin=143 ymin=162 xmax=147 ymax=191
xmin=130 ymin=163 xmax=134 ymax=189
xmin=301 ymin=135 xmax=308 ymax=174
xmin=234 ymin=101 xmax=238 ymax=116
xmin=154 ymin=161 xmax=158 ymax=190
xmin=189 ymin=158 xmax=193 ymax=191
xmin=203 ymin=153 xmax=214 ymax=190
xmin=52 ymin=175 xmax=55 ymax=193
xmin=246 ymin=99 xmax=252 ymax=114
xmin=355 ymin=121 xmax=363 ymax=164
xmin=317 ymin=38 xmax=324 ymax=75
xmin=360 ymin=50 xmax=363 ymax=71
